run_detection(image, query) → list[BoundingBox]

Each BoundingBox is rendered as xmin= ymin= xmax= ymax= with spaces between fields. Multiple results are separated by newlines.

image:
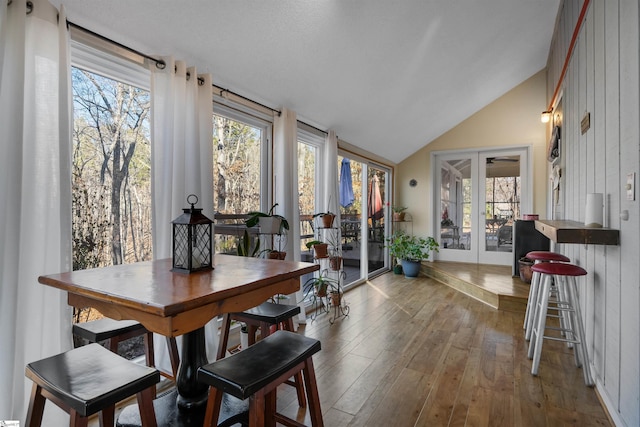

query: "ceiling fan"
xmin=486 ymin=156 xmax=519 ymax=164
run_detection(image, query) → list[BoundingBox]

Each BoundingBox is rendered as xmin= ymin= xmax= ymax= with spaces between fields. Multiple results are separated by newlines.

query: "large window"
xmin=71 ymin=67 xmax=152 ymax=271
xmin=212 ymin=103 xmax=270 ymax=255
xmin=71 ymin=43 xmax=152 ymax=358
xmin=297 ymin=128 xmax=322 ymax=261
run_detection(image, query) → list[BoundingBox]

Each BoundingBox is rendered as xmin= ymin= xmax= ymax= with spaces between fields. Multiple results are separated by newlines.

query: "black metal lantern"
xmin=172 ymin=194 xmax=213 ymax=273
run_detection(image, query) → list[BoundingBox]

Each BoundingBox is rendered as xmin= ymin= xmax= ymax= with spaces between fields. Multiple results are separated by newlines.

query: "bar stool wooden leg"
xmin=283 ymin=318 xmax=307 ymax=408
xmin=165 ymin=336 xmax=180 ymax=378
xmin=249 ymin=389 xmax=266 ymax=427
xmin=136 ymin=387 xmax=159 ymax=426
xmin=70 ymin=410 xmax=89 ymax=427
xmin=264 ymin=390 xmax=277 ymax=427
xmin=203 ymin=387 xmax=224 ymax=427
xmin=303 ymin=357 xmax=324 ymax=427
xmin=206 ymin=313 xmax=232 ymax=427
xmin=26 ymin=383 xmax=46 ymax=427
xmin=97 ymin=407 xmax=115 ymax=426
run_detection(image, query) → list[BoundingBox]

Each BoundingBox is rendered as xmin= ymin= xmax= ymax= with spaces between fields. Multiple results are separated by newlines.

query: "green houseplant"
xmin=312 ymin=211 xmax=335 ymax=228
xmin=305 ymin=240 xmax=329 ymax=259
xmin=302 ymin=271 xmax=340 ymax=297
xmin=245 ymin=203 xmax=290 ymax=235
xmin=392 ymin=205 xmax=408 ymax=221
xmin=386 ymin=231 xmax=439 ymax=278
xmin=313 ymin=196 xmax=336 ymax=228
xmin=237 ymin=229 xmax=260 ymax=257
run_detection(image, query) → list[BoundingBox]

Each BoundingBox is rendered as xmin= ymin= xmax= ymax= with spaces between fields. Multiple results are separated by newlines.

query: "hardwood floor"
xmin=277 ymin=271 xmax=612 ymax=427
xmin=95 ymin=269 xmax=611 ymax=426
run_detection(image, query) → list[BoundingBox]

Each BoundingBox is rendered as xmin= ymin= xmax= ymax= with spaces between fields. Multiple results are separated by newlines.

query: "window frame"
xmin=213 ymin=96 xmax=273 ymax=213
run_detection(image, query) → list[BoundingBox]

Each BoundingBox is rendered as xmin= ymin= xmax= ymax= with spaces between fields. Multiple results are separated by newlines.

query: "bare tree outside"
xmin=71 ymin=67 xmax=151 ymax=331
xmin=212 ymin=114 xmax=263 ymax=254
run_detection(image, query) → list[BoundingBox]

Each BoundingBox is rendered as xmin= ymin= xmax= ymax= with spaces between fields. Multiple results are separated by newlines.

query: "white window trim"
xmin=70 ymin=39 xmax=150 ymax=90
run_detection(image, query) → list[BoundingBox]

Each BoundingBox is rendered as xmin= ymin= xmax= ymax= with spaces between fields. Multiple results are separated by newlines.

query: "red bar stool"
xmin=527 ymin=262 xmax=594 ymax=386
xmin=523 ymin=251 xmax=570 ymax=341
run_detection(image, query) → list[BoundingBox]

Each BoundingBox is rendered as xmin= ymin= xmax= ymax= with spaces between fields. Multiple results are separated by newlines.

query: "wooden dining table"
xmin=39 ymin=255 xmax=318 ymax=425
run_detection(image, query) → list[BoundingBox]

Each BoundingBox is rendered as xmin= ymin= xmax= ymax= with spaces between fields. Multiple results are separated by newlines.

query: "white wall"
xmin=547 ymin=1 xmax=639 ymax=425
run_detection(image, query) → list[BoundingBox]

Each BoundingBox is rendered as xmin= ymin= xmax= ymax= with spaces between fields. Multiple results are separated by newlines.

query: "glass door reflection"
xmin=438 ymin=157 xmax=475 ymax=262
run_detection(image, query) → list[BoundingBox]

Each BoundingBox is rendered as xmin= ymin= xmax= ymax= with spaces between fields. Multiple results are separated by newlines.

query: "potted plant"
xmin=392 ymin=206 xmax=408 ymax=221
xmin=303 ymin=271 xmax=339 ymax=298
xmin=313 ymin=211 xmax=336 ymax=228
xmin=245 ymin=203 xmax=290 ymax=235
xmin=386 ymin=231 xmax=439 ymax=278
xmin=237 ymin=229 xmax=260 ymax=257
xmin=306 ymin=240 xmax=329 ymax=259
xmin=313 ymin=196 xmax=336 ymax=228
xmin=329 ymin=289 xmax=342 ymax=306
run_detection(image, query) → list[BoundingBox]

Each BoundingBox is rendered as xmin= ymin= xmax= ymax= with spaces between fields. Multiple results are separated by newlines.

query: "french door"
xmin=433 ymin=148 xmax=530 ymax=265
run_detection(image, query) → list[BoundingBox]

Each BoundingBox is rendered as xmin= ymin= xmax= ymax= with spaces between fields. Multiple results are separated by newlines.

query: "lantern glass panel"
xmin=173 ymin=223 xmax=190 ymax=270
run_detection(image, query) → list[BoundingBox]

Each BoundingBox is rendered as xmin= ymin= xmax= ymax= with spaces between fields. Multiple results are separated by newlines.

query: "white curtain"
xmin=150 ymin=57 xmax=216 ymax=367
xmin=0 ymin=0 xmax=72 ymax=423
xmin=273 ymin=107 xmax=300 ymax=261
xmin=323 ymin=130 xmax=340 ymax=221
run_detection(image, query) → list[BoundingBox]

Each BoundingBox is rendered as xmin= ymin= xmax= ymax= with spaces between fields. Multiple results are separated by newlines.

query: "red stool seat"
xmin=526 ymin=251 xmax=570 ymax=262
xmin=531 ymin=262 xmax=587 ymax=276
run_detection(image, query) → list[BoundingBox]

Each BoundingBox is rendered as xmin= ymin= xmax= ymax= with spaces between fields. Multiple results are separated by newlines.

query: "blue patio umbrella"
xmin=339 ymin=158 xmax=354 ymax=208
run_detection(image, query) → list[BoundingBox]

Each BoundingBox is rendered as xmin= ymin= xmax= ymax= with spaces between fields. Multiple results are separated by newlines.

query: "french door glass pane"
xmin=440 ymin=159 xmax=471 ymax=251
xmin=483 ymin=155 xmax=520 ymax=253
xmin=339 ymin=156 xmax=363 ymax=284
xmin=367 ymin=167 xmax=386 ymax=275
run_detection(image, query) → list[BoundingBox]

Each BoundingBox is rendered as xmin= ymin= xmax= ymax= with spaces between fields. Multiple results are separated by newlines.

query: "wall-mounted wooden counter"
xmin=534 ymin=220 xmax=619 ymax=245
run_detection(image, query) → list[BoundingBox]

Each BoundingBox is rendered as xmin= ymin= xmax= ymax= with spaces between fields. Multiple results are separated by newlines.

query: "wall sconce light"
xmin=541 ymin=110 xmax=552 ymax=123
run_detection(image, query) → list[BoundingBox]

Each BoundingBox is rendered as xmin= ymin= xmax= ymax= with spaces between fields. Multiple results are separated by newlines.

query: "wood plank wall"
xmin=546 ymin=1 xmax=639 ymax=425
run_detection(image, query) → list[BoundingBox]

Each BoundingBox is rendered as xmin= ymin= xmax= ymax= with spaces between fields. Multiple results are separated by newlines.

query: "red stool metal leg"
xmin=528 ymin=262 xmax=593 ymax=386
xmin=523 ymin=251 xmax=570 ymax=340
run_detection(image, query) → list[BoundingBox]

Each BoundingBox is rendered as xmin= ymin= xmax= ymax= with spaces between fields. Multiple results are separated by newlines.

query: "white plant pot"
xmin=258 ymin=217 xmax=281 ymax=234
xmin=240 ymin=329 xmax=249 ymax=350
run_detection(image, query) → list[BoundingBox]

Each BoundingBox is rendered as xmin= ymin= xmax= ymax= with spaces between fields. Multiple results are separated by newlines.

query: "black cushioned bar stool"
xmin=199 ymin=330 xmax=324 ymax=427
xmin=73 ymin=318 xmax=180 ymax=380
xmin=226 ymin=302 xmax=307 ymax=407
xmin=523 ymin=251 xmax=570 ymax=341
xmin=25 ymin=343 xmax=160 ymax=427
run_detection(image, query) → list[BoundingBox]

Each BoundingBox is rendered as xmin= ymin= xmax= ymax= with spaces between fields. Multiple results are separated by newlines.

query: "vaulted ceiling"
xmin=52 ymin=0 xmax=561 ymax=163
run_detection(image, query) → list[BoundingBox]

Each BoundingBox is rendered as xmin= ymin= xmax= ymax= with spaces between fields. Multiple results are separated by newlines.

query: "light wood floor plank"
xmin=97 ymin=268 xmax=611 ymax=427
xmin=300 ymin=271 xmax=612 ymax=427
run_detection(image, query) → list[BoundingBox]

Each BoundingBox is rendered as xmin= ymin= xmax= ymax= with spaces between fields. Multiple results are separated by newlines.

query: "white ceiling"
xmin=52 ymin=0 xmax=561 ymax=164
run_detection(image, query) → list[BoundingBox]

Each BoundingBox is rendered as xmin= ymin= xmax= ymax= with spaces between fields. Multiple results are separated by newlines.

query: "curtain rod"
xmin=63 ymin=18 xmax=328 ymax=133
xmin=214 ymin=86 xmax=281 ymax=117
xmin=66 ymin=20 xmax=166 ymax=70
